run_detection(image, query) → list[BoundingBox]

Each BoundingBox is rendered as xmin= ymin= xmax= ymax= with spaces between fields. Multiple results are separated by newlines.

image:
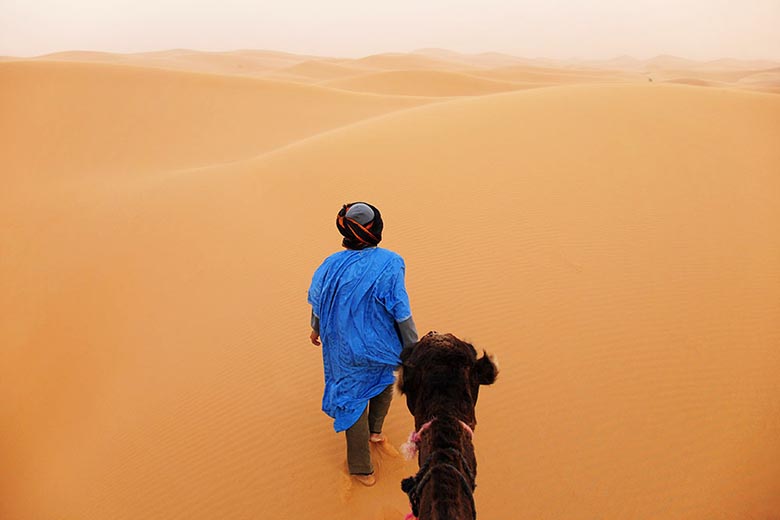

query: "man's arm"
xmin=310 ymin=310 xmax=321 ymax=346
xmin=396 ymin=316 xmax=419 ymax=349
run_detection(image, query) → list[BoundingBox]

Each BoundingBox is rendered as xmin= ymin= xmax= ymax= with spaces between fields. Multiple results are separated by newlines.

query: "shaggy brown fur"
xmin=397 ymin=332 xmax=498 ymax=520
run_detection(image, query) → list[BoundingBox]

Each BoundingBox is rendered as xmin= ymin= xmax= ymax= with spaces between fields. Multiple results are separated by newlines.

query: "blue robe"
xmin=308 ymin=247 xmax=412 ymax=432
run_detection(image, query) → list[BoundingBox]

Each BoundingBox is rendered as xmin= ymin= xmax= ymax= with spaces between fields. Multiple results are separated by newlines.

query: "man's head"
xmin=337 ymin=202 xmax=383 ymax=250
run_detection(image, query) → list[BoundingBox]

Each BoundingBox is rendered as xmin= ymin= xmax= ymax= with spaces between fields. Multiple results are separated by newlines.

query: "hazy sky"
xmin=2 ymin=0 xmax=779 ymax=60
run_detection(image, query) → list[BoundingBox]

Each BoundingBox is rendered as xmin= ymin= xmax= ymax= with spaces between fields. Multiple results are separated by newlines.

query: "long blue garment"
xmin=308 ymin=247 xmax=412 ymax=432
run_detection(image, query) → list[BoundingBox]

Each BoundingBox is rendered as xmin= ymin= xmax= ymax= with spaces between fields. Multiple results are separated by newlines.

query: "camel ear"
xmin=399 ymin=343 xmax=416 ymax=364
xmin=395 ymin=364 xmax=407 ymax=395
xmin=396 ymin=344 xmax=417 ymax=395
xmin=475 ymin=351 xmax=499 ymax=385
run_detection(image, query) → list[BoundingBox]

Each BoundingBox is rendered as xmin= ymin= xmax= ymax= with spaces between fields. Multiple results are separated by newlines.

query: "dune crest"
xmin=276 ymin=59 xmax=370 ymax=81
xmin=324 ymin=69 xmax=535 ymax=96
xmin=32 ymin=49 xmax=326 ymax=76
xmin=347 ymin=52 xmax=480 ymax=71
xmin=0 ymin=60 xmax=437 ymax=183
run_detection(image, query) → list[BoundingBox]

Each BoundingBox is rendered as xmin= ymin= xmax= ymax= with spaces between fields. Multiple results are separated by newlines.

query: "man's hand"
xmin=310 ymin=330 xmax=321 ymax=346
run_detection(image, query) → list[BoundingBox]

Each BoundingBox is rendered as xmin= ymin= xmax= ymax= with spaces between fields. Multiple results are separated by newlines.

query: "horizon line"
xmin=3 ymin=47 xmax=780 ymax=64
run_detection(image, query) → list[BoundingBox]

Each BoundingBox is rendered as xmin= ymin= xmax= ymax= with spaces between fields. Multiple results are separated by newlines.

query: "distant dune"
xmin=276 ymin=59 xmax=370 ymax=81
xmin=0 ymin=60 xmax=436 ymax=181
xmin=324 ymin=69 xmax=534 ymax=96
xmin=346 ymin=52 xmax=480 ymax=71
xmin=32 ymin=49 xmax=327 ymax=76
xmin=136 ymin=49 xmax=312 ymax=75
xmin=738 ymin=68 xmax=780 ymax=87
xmin=24 ymin=48 xmax=780 ymax=82
xmin=661 ymin=77 xmax=719 ymax=87
xmin=642 ymin=54 xmax=703 ymax=70
xmin=412 ymin=48 xmax=540 ymax=68
xmin=37 ymin=50 xmax=131 ymax=62
xmin=651 ymin=67 xmax=772 ymax=83
xmin=653 ymin=67 xmax=780 ymax=91
xmin=699 ymin=57 xmax=780 ymax=70
xmin=469 ymin=64 xmax=642 ymax=84
xmin=1 ymin=50 xmax=779 ymax=520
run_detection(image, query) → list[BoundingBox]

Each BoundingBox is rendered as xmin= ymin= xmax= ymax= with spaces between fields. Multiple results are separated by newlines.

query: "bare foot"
xmin=369 ymin=433 xmax=386 ymax=443
xmin=353 ymin=473 xmax=376 ymax=486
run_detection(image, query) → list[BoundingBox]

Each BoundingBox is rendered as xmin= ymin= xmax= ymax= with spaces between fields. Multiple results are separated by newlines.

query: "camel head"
xmin=396 ymin=331 xmax=498 ymax=427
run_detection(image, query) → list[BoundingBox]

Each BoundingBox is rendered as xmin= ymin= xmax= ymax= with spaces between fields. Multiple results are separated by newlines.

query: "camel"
xmin=396 ymin=331 xmax=498 ymax=520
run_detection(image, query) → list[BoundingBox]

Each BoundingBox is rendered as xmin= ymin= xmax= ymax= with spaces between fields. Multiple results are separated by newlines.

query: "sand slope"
xmin=347 ymin=52 xmax=479 ymax=71
xmin=324 ymin=69 xmax=534 ymax=96
xmin=737 ymin=68 xmax=780 ymax=90
xmin=35 ymin=49 xmax=323 ymax=76
xmin=2 ymin=52 xmax=780 ymax=520
xmin=412 ymin=48 xmax=541 ymax=69
xmin=470 ymin=65 xmax=642 ymax=85
xmin=276 ymin=59 xmax=370 ymax=81
xmin=0 ymin=60 xmax=437 ymax=182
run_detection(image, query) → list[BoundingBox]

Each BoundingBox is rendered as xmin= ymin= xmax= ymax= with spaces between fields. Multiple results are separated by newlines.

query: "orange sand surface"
xmin=1 ymin=50 xmax=779 ymax=520
xmin=323 ymin=70 xmax=533 ymax=96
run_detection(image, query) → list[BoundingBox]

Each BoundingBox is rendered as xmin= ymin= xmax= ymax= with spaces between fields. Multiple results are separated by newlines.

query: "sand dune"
xmin=2 ymin=50 xmax=780 ymax=520
xmin=580 ymin=54 xmax=701 ymax=71
xmin=698 ymin=58 xmax=780 ymax=70
xmin=0 ymin=60 xmax=437 ymax=182
xmin=27 ymin=48 xmax=780 ymax=85
xmin=738 ymin=68 xmax=780 ymax=86
xmin=346 ymin=52 xmax=479 ymax=71
xmin=276 ymin=59 xmax=371 ymax=81
xmin=470 ymin=64 xmax=642 ymax=84
xmin=412 ymin=48 xmax=542 ymax=69
xmin=572 ymin=55 xmax=780 ymax=74
xmin=641 ymin=54 xmax=703 ymax=70
xmin=649 ymin=67 xmax=775 ymax=84
xmin=324 ymin=69 xmax=535 ymax=96
xmin=33 ymin=49 xmax=325 ymax=76
xmin=661 ymin=77 xmax=721 ymax=87
xmin=135 ymin=49 xmax=318 ymax=76
xmin=37 ymin=50 xmax=133 ymax=62
xmin=651 ymin=66 xmax=780 ymax=92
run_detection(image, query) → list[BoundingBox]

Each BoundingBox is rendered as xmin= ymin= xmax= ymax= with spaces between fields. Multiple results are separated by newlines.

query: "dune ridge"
xmin=345 ymin=52 xmax=481 ymax=71
xmin=468 ymin=65 xmax=644 ymax=85
xmin=1 ymin=51 xmax=779 ymax=520
xmin=0 ymin=60 xmax=439 ymax=183
xmin=323 ymin=69 xmax=537 ymax=96
xmin=276 ymin=59 xmax=371 ymax=81
xmin=33 ymin=49 xmax=327 ymax=76
xmin=18 ymin=48 xmax=780 ymax=91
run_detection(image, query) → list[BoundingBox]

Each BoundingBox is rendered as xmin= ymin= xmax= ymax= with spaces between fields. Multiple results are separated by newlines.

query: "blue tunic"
xmin=308 ymin=247 xmax=412 ymax=432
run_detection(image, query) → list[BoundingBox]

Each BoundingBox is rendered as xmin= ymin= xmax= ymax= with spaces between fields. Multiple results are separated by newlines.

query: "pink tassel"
xmin=404 ymin=513 xmax=417 ymax=520
xmin=400 ymin=429 xmax=421 ymax=460
xmin=458 ymin=420 xmax=474 ymax=438
xmin=400 ymin=440 xmax=418 ymax=460
xmin=400 ymin=420 xmax=434 ymax=460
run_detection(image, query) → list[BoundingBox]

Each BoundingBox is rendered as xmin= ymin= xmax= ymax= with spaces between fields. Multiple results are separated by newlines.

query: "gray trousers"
xmin=345 ymin=383 xmax=394 ymax=474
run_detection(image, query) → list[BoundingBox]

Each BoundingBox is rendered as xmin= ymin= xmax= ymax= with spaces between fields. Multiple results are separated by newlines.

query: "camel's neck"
xmin=415 ymin=401 xmax=476 ymax=432
xmin=420 ymin=416 xmax=473 ymax=450
xmin=415 ymin=416 xmax=477 ymax=520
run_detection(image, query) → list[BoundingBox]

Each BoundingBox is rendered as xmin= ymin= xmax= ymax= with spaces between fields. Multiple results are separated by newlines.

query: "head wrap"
xmin=337 ymin=202 xmax=383 ymax=250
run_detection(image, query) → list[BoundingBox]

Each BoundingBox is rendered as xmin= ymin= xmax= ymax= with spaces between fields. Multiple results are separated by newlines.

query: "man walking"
xmin=308 ymin=202 xmax=418 ymax=486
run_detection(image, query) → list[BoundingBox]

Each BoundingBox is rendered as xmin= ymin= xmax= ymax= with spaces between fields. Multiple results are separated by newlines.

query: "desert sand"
xmin=1 ymin=49 xmax=779 ymax=520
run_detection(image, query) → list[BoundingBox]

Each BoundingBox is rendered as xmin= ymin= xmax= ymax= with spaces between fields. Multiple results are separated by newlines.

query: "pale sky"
xmin=1 ymin=0 xmax=779 ymax=60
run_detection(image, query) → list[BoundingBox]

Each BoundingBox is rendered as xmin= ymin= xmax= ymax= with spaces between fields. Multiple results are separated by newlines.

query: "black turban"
xmin=336 ymin=202 xmax=383 ymax=250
